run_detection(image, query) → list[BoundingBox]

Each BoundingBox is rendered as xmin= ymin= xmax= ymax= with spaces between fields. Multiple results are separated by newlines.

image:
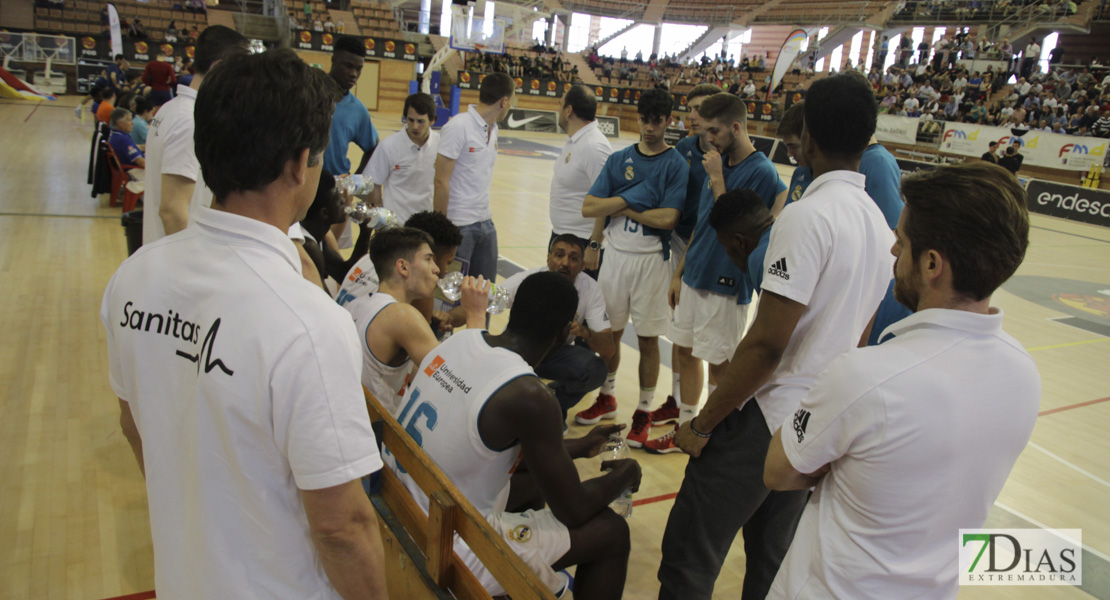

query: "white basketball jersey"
xmin=346 ymin=292 xmax=413 ymax=416
xmin=387 ymin=329 xmax=534 ymax=517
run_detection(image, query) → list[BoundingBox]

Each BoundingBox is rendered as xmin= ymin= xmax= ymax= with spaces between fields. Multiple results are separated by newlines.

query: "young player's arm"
xmin=570 ymin=322 xmax=616 ymax=360
xmin=771 ymin=189 xmax=788 ymax=217
xmin=433 ymin=155 xmax=455 ymax=214
xmin=584 ymin=218 xmax=605 ymax=271
xmin=615 ymin=206 xmax=680 ymax=229
xmin=158 ymin=174 xmax=196 ymax=236
xmin=479 ymin=378 xmax=641 ymax=527
xmin=581 ymin=194 xmax=628 ymax=217
xmin=367 ymin=184 xmax=384 ymax=208
xmin=323 ymin=222 xmax=373 ymax=283
xmin=118 ymin=398 xmax=145 ymax=477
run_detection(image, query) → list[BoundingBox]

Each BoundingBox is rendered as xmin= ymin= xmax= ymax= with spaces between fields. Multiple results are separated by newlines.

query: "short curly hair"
xmin=637 ymin=88 xmax=673 ymax=120
xmin=404 ymin=210 xmax=463 ymax=249
xmin=803 ymin=73 xmax=877 ymax=158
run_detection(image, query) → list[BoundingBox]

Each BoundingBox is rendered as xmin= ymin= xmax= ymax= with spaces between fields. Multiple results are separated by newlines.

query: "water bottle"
xmin=337 ymin=173 xmax=373 ymax=195
xmin=345 ymin=204 xmax=398 ymax=229
xmin=599 ymin=434 xmax=634 ymax=518
xmin=436 ymin=271 xmax=511 ymax=315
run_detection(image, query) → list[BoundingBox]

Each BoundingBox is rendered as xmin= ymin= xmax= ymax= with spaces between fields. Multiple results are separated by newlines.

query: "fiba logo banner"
xmin=959 ymin=529 xmax=1081 ymax=586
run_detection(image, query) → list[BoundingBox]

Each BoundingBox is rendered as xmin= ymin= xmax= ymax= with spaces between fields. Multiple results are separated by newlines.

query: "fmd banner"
xmin=940 ymin=123 xmax=1108 ymax=171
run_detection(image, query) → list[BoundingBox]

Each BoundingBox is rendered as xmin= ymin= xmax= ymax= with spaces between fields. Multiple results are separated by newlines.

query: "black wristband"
xmin=690 ymin=419 xmax=712 ymax=439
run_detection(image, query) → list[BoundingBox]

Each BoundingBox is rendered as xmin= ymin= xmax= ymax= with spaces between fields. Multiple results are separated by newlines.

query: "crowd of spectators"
xmin=464 ymin=45 xmax=582 ymax=83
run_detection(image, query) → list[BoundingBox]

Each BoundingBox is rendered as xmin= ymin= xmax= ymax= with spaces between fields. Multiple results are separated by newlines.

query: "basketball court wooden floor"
xmin=1 ymin=98 xmax=1107 ymax=600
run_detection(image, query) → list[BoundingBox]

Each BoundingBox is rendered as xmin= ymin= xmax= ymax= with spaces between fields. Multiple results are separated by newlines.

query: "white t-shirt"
xmin=549 ymin=121 xmax=613 ymax=239
xmin=769 ymin=308 xmax=1040 ymax=599
xmin=364 ymin=128 xmax=440 ymax=224
xmin=336 ymin=254 xmax=380 ymax=306
xmin=345 ymin=292 xmax=414 ymax=416
xmin=437 ymin=105 xmax=498 ymax=226
xmin=502 ymin=266 xmax=611 ymax=340
xmin=101 ymin=206 xmax=381 ymax=599
xmin=143 ymin=84 xmax=198 ymax=244
xmin=754 ymin=171 xmax=894 ymax=432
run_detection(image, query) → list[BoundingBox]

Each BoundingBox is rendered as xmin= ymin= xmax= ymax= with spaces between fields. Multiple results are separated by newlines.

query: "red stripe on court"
xmin=1039 ymin=395 xmax=1110 ymax=417
xmin=96 ymin=590 xmax=156 ymax=600
xmin=633 ymin=491 xmax=678 ymax=507
xmin=23 ymin=102 xmax=41 ymax=123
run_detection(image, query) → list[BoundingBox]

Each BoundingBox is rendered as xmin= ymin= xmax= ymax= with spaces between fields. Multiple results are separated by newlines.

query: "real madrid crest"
xmin=565 ymin=152 xmax=571 ymax=164
xmin=791 ymin=185 xmax=803 ymax=202
xmin=624 ymin=166 xmax=634 ymax=181
xmin=508 ymin=524 xmax=533 ymax=543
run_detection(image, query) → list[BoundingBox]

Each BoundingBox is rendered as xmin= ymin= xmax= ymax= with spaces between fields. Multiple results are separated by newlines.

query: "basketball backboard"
xmin=448 ymin=4 xmax=505 ymax=55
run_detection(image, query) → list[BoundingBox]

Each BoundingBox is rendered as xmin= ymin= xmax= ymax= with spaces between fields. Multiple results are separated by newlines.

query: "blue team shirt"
xmin=784 ymin=144 xmax=904 ymax=229
xmin=588 ymin=144 xmax=688 ymax=256
xmin=108 ymin=129 xmax=144 ymax=166
xmin=744 ymin=226 xmax=773 ymax=295
xmin=674 ymin=135 xmax=707 ymax=241
xmin=131 ymin=115 xmax=149 ymax=146
xmin=324 ymin=91 xmax=380 ymax=175
xmin=682 ymin=150 xmax=785 ymax=299
xmin=867 ymin=278 xmax=913 ymax=345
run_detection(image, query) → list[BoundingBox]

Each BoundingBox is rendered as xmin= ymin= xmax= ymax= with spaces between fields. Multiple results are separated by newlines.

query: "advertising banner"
xmin=291 ymin=31 xmax=417 ymax=61
xmin=596 ymin=116 xmax=621 ymax=139
xmin=784 ymin=89 xmax=805 ymax=111
xmin=498 ymin=108 xmax=559 ymax=133
xmin=744 ymin=100 xmax=776 ymax=122
xmin=1026 ymin=180 xmax=1110 ymax=228
xmin=876 ymin=114 xmax=920 ymax=145
xmin=940 ymin=122 xmax=1107 ymax=171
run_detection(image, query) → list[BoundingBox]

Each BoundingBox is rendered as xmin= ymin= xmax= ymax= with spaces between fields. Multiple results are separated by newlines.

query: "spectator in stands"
xmin=164 ymin=21 xmax=179 ymax=43
xmin=142 ymin=52 xmax=177 ymax=107
xmin=128 ymin=18 xmax=145 ymax=40
xmin=323 ymin=15 xmax=335 ymax=33
xmin=981 ymin=141 xmax=999 ymax=163
xmin=96 ymin=88 xmax=116 ymax=124
xmin=131 ymin=98 xmax=153 ymax=148
xmin=186 ymin=0 xmax=206 ymax=14
xmin=189 ymin=25 xmax=200 ymax=40
xmin=108 ymin=108 xmax=145 ymax=168
xmin=1021 ymin=38 xmax=1041 ymax=80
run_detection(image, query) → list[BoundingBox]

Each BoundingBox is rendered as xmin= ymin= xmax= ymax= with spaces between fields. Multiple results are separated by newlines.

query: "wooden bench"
xmin=364 ymin=388 xmax=560 ymax=600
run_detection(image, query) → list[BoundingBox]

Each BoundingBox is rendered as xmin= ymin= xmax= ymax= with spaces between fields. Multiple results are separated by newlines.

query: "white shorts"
xmin=599 ymin=247 xmax=675 ymax=337
xmin=670 ymin=282 xmax=750 ymax=365
xmin=463 ymin=508 xmax=572 ymax=597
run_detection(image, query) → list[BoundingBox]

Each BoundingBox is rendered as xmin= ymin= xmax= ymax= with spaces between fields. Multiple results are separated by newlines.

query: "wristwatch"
xmin=588 ymin=240 xmax=601 ymax=251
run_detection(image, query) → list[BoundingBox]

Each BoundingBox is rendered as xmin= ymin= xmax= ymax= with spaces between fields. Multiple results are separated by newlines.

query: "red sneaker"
xmin=644 ymin=426 xmax=682 ymax=454
xmin=575 ymin=393 xmax=618 ymax=425
xmin=649 ymin=395 xmax=679 ymax=425
xmin=626 ymin=409 xmax=652 ymax=448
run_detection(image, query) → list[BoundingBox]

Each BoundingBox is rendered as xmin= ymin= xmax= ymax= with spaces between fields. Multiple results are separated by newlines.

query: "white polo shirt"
xmin=143 ymin=84 xmax=198 ymax=244
xmin=501 ymin=266 xmax=611 ymax=338
xmin=769 ymin=308 xmax=1040 ymax=599
xmin=364 ymin=128 xmax=440 ymax=224
xmin=437 ymin=105 xmax=498 ymax=226
xmin=754 ymin=171 xmax=894 ymax=432
xmin=549 ymin=121 xmax=613 ymax=239
xmin=101 ymin=205 xmax=381 ymax=599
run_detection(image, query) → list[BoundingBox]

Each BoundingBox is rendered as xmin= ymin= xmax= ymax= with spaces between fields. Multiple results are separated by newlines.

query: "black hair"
xmin=306 ymin=170 xmax=338 ymax=218
xmin=549 ymin=233 xmax=585 ymax=253
xmin=708 ymin=188 xmax=770 ymax=234
xmin=369 ymin=227 xmax=435 ymax=281
xmin=777 ymin=101 xmax=804 ymax=138
xmin=193 ymin=25 xmax=249 ymax=75
xmin=403 ymin=92 xmax=436 ymax=118
xmin=194 ymin=49 xmax=341 ymax=201
xmin=333 ymin=34 xmax=365 ymax=57
xmin=505 ymin=271 xmax=578 ymax=344
xmin=134 ymin=97 xmax=153 ymax=115
xmin=563 ymin=84 xmax=597 ymax=121
xmin=803 ymin=73 xmax=877 ymax=158
xmin=101 ymin=87 xmax=115 ymax=99
xmin=404 ymin=210 xmax=463 ymax=249
xmin=479 ymin=72 xmax=515 ymax=105
xmin=638 ymin=88 xmax=673 ymax=120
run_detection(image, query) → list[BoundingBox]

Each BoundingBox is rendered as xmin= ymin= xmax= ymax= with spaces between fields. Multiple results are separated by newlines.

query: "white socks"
xmin=638 ymin=388 xmax=655 ymax=412
xmin=672 ymin=372 xmax=681 ymax=401
xmin=601 ymin=372 xmax=617 ymax=396
xmin=679 ymin=405 xmax=697 ymax=425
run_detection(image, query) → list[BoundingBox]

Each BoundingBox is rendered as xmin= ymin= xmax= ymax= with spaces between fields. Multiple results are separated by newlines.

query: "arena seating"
xmin=33 ymin=0 xmax=207 ymax=41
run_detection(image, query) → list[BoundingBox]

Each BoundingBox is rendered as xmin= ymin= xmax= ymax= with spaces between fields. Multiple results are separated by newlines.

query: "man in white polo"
xmin=102 ymin=50 xmax=387 ymax=598
xmin=765 ymin=162 xmax=1039 ymax=599
xmin=549 ymin=83 xmax=613 ymax=279
xmin=363 ymin=92 xmax=440 ymax=223
xmin=433 ymin=72 xmax=515 ymax=283
xmin=142 ymin=25 xmax=248 ymax=244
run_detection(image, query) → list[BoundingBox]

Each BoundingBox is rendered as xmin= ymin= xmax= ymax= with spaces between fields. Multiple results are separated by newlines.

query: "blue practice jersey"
xmin=589 ymin=144 xmax=688 ymax=257
xmin=674 ymin=135 xmax=707 ymax=241
xmin=859 ymin=143 xmax=904 ymax=229
xmin=324 ymin=91 xmax=380 ymax=175
xmin=867 ymin=278 xmax=913 ymax=345
xmin=682 ymin=150 xmax=785 ymax=299
xmin=743 ymin=226 xmax=773 ymax=299
xmin=784 ymin=144 xmax=904 ymax=230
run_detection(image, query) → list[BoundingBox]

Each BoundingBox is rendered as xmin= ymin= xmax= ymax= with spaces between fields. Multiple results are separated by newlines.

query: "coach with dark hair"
xmin=102 ymin=49 xmax=387 ymax=598
xmin=324 ymin=34 xmax=380 ymax=177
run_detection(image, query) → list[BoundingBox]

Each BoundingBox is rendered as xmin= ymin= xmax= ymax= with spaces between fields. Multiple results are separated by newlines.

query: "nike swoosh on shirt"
xmin=506 ymin=115 xmax=544 ymax=128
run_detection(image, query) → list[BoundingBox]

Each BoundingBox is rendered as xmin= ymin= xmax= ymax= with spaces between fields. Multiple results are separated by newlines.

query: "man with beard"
xmin=764 ymin=162 xmax=1039 ymax=599
xmin=497 ymin=235 xmax=616 ymax=422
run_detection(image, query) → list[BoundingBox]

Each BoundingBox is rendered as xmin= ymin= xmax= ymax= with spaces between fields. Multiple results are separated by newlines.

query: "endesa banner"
xmin=290 ymin=31 xmax=417 ymax=61
xmin=940 ymin=122 xmax=1108 ymax=171
xmin=1026 ymin=180 xmax=1110 ymax=228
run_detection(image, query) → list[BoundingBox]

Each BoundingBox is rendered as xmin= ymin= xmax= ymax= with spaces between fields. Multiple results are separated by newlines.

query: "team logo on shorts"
xmin=793 ymin=408 xmax=811 ymax=443
xmin=508 ymin=524 xmax=533 ymax=543
xmin=624 ymin=166 xmax=634 ymax=180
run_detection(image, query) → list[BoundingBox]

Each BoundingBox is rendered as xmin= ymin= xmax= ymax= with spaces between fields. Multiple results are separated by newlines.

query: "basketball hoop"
xmin=473 ymin=42 xmax=486 ymax=53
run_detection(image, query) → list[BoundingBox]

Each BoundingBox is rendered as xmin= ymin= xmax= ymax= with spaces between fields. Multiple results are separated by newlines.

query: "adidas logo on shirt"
xmin=793 ymin=408 xmax=811 ymax=443
xmin=768 ymin=257 xmax=790 ymax=280
xmin=625 ymin=157 xmax=634 ymax=163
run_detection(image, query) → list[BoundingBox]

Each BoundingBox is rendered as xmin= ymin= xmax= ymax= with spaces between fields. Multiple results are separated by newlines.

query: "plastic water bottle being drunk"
xmin=436 ymin=271 xmax=510 ymax=314
xmin=345 ymin=204 xmax=398 ymax=230
xmin=337 ymin=173 xmax=373 ymax=196
xmin=599 ymin=434 xmax=634 ymax=518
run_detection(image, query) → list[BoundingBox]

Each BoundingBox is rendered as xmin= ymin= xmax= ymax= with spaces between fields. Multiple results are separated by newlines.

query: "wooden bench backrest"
xmin=364 ymin=387 xmax=559 ymax=600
